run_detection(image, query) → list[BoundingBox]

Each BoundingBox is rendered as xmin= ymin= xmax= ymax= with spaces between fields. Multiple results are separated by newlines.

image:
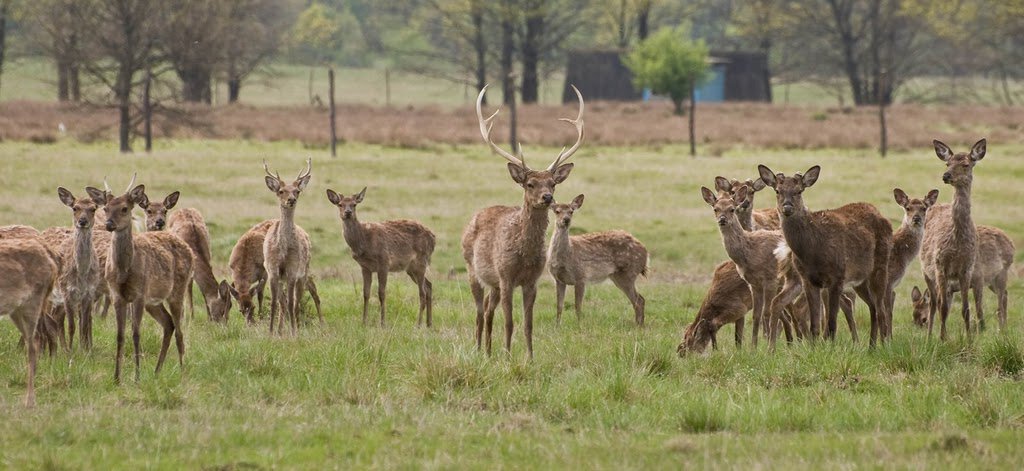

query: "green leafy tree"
xmin=624 ymin=27 xmax=709 ymax=115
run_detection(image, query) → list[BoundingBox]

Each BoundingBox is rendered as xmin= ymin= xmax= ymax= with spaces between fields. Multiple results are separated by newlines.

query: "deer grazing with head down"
xmin=547 ymin=194 xmax=647 ymax=326
xmin=920 ymin=139 xmax=991 ymax=339
xmin=759 ymin=165 xmax=892 ymax=347
xmin=87 ymin=181 xmax=193 ymax=383
xmin=262 ymin=159 xmax=314 ymax=334
xmin=677 ymin=260 xmax=751 ymax=355
xmin=327 ymin=187 xmax=436 ymax=327
xmin=462 ymin=84 xmax=584 ymax=358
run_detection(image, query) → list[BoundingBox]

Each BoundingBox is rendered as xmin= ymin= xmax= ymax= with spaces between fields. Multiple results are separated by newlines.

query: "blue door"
xmin=694 ymin=65 xmax=726 ymax=102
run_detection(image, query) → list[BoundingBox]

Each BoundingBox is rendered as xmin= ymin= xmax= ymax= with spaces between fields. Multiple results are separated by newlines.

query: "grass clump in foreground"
xmin=0 ymin=140 xmax=1022 ymax=467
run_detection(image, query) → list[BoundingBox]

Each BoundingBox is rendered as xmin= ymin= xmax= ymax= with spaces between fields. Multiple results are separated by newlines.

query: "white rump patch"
xmin=773 ymin=241 xmax=791 ymax=262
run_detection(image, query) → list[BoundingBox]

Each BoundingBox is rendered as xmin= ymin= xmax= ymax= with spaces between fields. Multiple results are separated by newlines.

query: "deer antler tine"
xmin=476 ymin=85 xmax=526 ymax=168
xmin=262 ymin=159 xmax=281 ymax=181
xmin=103 ymin=175 xmax=111 ymax=193
xmin=547 ymin=84 xmax=585 ymax=171
xmin=124 ymin=172 xmax=137 ymax=193
xmin=297 ymin=158 xmax=312 ymax=180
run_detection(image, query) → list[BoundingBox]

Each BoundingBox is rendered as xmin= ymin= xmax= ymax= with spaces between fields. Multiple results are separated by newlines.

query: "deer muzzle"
xmin=105 ymin=220 xmax=115 ymax=231
xmin=942 ymin=172 xmax=952 ymax=184
xmin=782 ymin=204 xmax=794 ymax=216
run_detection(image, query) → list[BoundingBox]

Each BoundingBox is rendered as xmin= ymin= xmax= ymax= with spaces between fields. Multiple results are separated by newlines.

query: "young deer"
xmin=262 ymin=159 xmax=313 ymax=334
xmin=0 ymin=238 xmax=59 ymax=407
xmin=678 ymin=261 xmax=751 ymax=355
xmin=326 ymin=187 xmax=437 ymax=327
xmin=164 ymin=207 xmax=233 ymax=322
xmin=547 ymin=194 xmax=648 ymax=326
xmin=87 ymin=184 xmax=194 ymax=383
xmin=759 ymin=165 xmax=893 ymax=347
xmin=56 ymin=187 xmax=106 ymax=350
xmin=139 ymin=190 xmax=179 ymax=231
xmin=228 ymin=219 xmax=321 ymax=324
xmin=700 ymin=185 xmax=788 ymax=346
xmin=920 ymin=139 xmax=986 ymax=339
xmin=886 ymin=188 xmax=939 ymax=320
xmin=713 ymin=177 xmax=779 ymax=231
xmin=462 ymin=84 xmax=584 ymax=358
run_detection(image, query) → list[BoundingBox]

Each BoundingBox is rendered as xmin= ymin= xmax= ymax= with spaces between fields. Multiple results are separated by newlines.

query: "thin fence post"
xmin=385 ymin=67 xmax=391 ymax=107
xmin=329 ymin=67 xmax=337 ymax=158
xmin=144 ymin=67 xmax=152 ymax=153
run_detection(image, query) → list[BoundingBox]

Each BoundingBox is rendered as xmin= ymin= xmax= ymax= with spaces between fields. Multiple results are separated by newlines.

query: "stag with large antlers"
xmin=262 ymin=159 xmax=314 ymax=334
xmin=461 ymin=84 xmax=584 ymax=358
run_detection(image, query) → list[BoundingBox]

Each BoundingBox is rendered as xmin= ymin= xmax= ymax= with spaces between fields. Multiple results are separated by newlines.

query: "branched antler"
xmin=547 ymin=84 xmax=585 ymax=171
xmin=476 ymin=85 xmax=526 ymax=169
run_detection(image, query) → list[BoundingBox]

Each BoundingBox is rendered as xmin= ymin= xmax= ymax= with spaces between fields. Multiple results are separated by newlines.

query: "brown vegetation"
xmin=4 ymin=100 xmax=1024 ymax=150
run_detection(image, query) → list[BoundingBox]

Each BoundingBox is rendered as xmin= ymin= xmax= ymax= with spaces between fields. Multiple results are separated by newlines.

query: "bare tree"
xmin=222 ymin=0 xmax=298 ymax=103
xmin=25 ymin=0 xmax=89 ymax=102
xmin=159 ymin=0 xmax=226 ymax=103
xmin=518 ymin=0 xmax=592 ymax=103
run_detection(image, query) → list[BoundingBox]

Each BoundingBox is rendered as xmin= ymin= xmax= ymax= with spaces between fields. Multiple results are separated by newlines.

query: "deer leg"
xmin=52 ymin=305 xmax=68 ymax=352
xmin=80 ymin=297 xmax=93 ymax=351
xmin=959 ymin=275 xmax=972 ymax=339
xmin=750 ymin=284 xmax=763 ymax=348
xmin=306 ymin=278 xmax=323 ymax=326
xmin=840 ymin=292 xmax=858 ymax=343
xmin=973 ymin=282 xmax=985 ymax=333
xmin=995 ymin=274 xmax=1008 ymax=331
xmin=287 ymin=279 xmax=299 ymax=333
xmin=408 ymin=269 xmax=425 ymax=327
xmin=805 ymin=285 xmax=824 ymax=341
xmin=734 ymin=316 xmax=744 ymax=348
xmin=361 ymin=268 xmax=372 ymax=326
xmin=268 ymin=277 xmax=280 ymax=335
xmin=470 ymin=278 xmax=485 ymax=349
xmin=12 ymin=307 xmax=39 ymax=407
xmin=188 ymin=279 xmax=196 ymax=321
xmin=148 ymin=304 xmax=174 ymax=375
xmin=168 ymin=296 xmax=186 ymax=370
xmin=499 ymin=281 xmax=514 ymax=356
xmin=66 ymin=302 xmax=77 ymax=352
xmin=423 ymin=277 xmax=433 ymax=328
xmin=554 ymin=280 xmax=566 ymax=325
xmin=924 ymin=275 xmax=938 ymax=339
xmin=113 ymin=300 xmax=127 ymax=384
xmin=484 ymin=288 xmax=499 ymax=355
xmin=768 ymin=277 xmax=801 ymax=348
xmin=573 ymin=283 xmax=585 ymax=322
xmin=377 ymin=271 xmax=388 ymax=327
xmin=523 ymin=283 xmax=537 ymax=360
xmin=853 ymin=284 xmax=876 ymax=347
xmin=131 ymin=299 xmax=145 ymax=382
xmin=612 ymin=274 xmax=644 ymax=326
xmin=256 ymin=273 xmax=267 ymax=319
xmin=935 ymin=275 xmax=951 ymax=341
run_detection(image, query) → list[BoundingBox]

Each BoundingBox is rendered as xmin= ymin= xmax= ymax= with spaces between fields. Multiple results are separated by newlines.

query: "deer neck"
xmin=191 ymin=246 xmax=219 ymax=300
xmin=277 ymin=205 xmax=297 ymax=243
xmin=719 ymin=221 xmax=751 ymax=266
xmin=779 ymin=208 xmax=818 ymax=259
xmin=110 ymin=225 xmax=134 ymax=280
xmin=951 ymin=182 xmax=974 ymax=240
xmin=341 ymin=215 xmax=366 ymax=254
xmin=516 ymin=204 xmax=550 ymax=257
xmin=890 ymin=220 xmax=924 ymax=280
xmin=736 ymin=208 xmax=754 ymax=232
xmin=548 ymin=224 xmax=572 ymax=267
xmin=74 ymin=226 xmax=95 ymax=277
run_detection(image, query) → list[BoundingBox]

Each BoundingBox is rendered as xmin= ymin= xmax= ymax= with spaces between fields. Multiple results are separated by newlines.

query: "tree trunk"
xmin=0 ymin=1 xmax=7 ymax=98
xmin=228 ymin=78 xmax=241 ymax=103
xmin=688 ymin=84 xmax=696 ymax=157
xmin=143 ymin=68 xmax=152 ymax=153
xmin=329 ymin=68 xmax=337 ymax=157
xmin=179 ymin=68 xmax=212 ymax=104
xmin=471 ymin=0 xmax=486 ymax=104
xmin=69 ymin=64 xmax=81 ymax=102
xmin=117 ymin=67 xmax=133 ymax=153
xmin=636 ymin=1 xmax=651 ymax=41
xmin=500 ymin=1 xmax=515 ymax=107
xmin=57 ymin=60 xmax=70 ymax=102
xmin=760 ymin=39 xmax=773 ymax=103
xmin=520 ymin=8 xmax=543 ymax=104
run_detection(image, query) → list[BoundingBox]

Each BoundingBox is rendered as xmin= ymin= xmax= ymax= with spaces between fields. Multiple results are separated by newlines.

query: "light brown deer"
xmin=678 ymin=261 xmax=751 ymax=355
xmin=139 ymin=190 xmax=179 ymax=231
xmin=87 ymin=184 xmax=194 ymax=383
xmin=0 ymin=225 xmax=40 ymax=239
xmin=228 ymin=219 xmax=321 ymax=325
xmin=886 ymin=188 xmax=938 ymax=323
xmin=326 ymin=187 xmax=437 ymax=327
xmin=165 ymin=207 xmax=233 ymax=322
xmin=0 ymin=238 xmax=58 ymax=407
xmin=55 ymin=187 xmax=107 ymax=350
xmin=547 ymin=194 xmax=647 ymax=326
xmin=262 ymin=159 xmax=313 ymax=334
xmin=713 ymin=177 xmax=779 ymax=231
xmin=759 ymin=165 xmax=892 ymax=347
xmin=462 ymin=84 xmax=584 ymax=358
xmin=920 ymin=139 xmax=985 ymax=339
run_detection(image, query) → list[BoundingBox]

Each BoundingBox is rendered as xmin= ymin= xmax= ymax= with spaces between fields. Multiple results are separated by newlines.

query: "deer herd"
xmin=0 ymin=86 xmax=1016 ymax=408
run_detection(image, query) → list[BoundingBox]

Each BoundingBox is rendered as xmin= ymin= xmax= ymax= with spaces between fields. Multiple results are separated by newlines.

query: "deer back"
xmin=119 ymin=232 xmax=194 ymax=303
xmin=568 ymin=230 xmax=648 ymax=281
xmin=0 ymin=225 xmax=40 ymax=240
xmin=974 ymin=225 xmax=1015 ymax=285
xmin=358 ymin=219 xmax=435 ymax=272
xmin=784 ymin=203 xmax=891 ymax=285
xmin=0 ymin=239 xmax=59 ymax=317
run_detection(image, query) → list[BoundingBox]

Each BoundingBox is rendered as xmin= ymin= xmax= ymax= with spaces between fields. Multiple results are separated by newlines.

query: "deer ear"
xmin=508 ymin=163 xmax=528 ymax=185
xmin=700 ymin=186 xmax=717 ymax=206
xmin=296 ymin=174 xmax=311 ymax=191
xmin=911 ymin=286 xmax=921 ymax=301
xmin=218 ymin=280 xmax=231 ymax=299
xmin=924 ymin=189 xmax=939 ymax=207
xmin=57 ymin=187 xmax=76 ymax=208
xmin=552 ymin=162 xmax=574 ymax=184
xmin=164 ymin=191 xmax=180 ymax=210
xmin=893 ymin=188 xmax=909 ymax=208
xmin=265 ymin=176 xmax=281 ymax=192
xmin=970 ymin=138 xmax=986 ymax=161
xmin=129 ymin=185 xmax=148 ymax=207
xmin=750 ymin=178 xmax=766 ymax=192
xmin=85 ymin=187 xmax=107 ymax=206
xmin=735 ymin=185 xmax=751 ymax=205
xmin=227 ymin=283 xmax=240 ymax=299
xmin=326 ymin=189 xmax=341 ymax=205
xmin=248 ymin=282 xmax=259 ymax=297
xmin=933 ymin=139 xmax=953 ymax=161
xmin=714 ymin=177 xmax=732 ymax=194
xmin=571 ymin=194 xmax=584 ymax=209
xmin=801 ymin=166 xmax=821 ymax=187
xmin=355 ymin=187 xmax=366 ymax=203
xmin=757 ymin=165 xmax=777 ymax=188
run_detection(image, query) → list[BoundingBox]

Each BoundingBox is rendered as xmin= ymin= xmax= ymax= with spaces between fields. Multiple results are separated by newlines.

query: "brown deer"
xmin=87 ymin=184 xmax=194 ymax=383
xmin=228 ymin=220 xmax=321 ymax=325
xmin=678 ymin=261 xmax=751 ymax=355
xmin=326 ymin=187 xmax=437 ymax=327
xmin=0 ymin=238 xmax=58 ymax=407
xmin=165 ymin=207 xmax=233 ymax=322
xmin=547 ymin=194 xmax=647 ymax=326
xmin=0 ymin=225 xmax=40 ymax=239
xmin=55 ymin=187 xmax=107 ymax=350
xmin=758 ymin=165 xmax=892 ymax=347
xmin=262 ymin=159 xmax=314 ymax=334
xmin=139 ymin=190 xmax=179 ymax=231
xmin=700 ymin=185 xmax=785 ymax=346
xmin=713 ymin=177 xmax=779 ymax=231
xmin=886 ymin=188 xmax=939 ymax=322
xmin=920 ymin=139 xmax=985 ymax=339
xmin=462 ymin=84 xmax=584 ymax=358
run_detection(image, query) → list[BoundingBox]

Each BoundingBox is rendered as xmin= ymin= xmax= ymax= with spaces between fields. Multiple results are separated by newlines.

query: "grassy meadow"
xmin=0 ymin=139 xmax=1023 ymax=468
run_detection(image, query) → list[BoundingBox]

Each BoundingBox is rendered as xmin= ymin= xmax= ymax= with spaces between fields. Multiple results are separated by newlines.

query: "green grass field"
xmin=1 ymin=139 xmax=1023 ymax=468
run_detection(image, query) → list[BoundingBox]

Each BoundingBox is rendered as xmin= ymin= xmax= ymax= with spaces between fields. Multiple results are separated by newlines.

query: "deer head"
xmin=138 ymin=191 xmax=180 ymax=231
xmin=209 ymin=281 xmax=233 ymax=322
xmin=228 ymin=281 xmax=260 ymax=321
xmin=677 ymin=318 xmax=713 ymax=356
xmin=476 ymin=84 xmax=584 ymax=209
xmin=910 ymin=286 xmax=930 ymax=327
xmin=934 ymin=138 xmax=985 ymax=187
xmin=87 ymin=173 xmax=147 ymax=233
xmin=325 ymin=187 xmax=366 ymax=220
xmin=713 ymin=176 xmax=765 ymax=211
xmin=550 ymin=194 xmax=584 ymax=229
xmin=57 ymin=187 xmax=99 ymax=230
xmin=893 ymin=188 xmax=939 ymax=229
xmin=758 ymin=165 xmax=820 ymax=218
xmin=700 ymin=185 xmax=749 ymax=228
xmin=264 ymin=158 xmax=312 ymax=209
